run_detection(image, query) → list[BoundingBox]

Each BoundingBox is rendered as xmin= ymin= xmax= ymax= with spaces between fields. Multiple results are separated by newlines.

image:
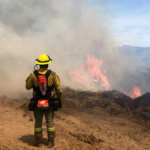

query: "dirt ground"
xmin=0 ymin=96 xmax=150 ymax=150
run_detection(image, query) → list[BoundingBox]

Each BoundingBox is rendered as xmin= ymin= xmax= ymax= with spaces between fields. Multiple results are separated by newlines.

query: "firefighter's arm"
xmin=54 ymin=74 xmax=62 ymax=108
xmin=25 ymin=73 xmax=33 ymax=90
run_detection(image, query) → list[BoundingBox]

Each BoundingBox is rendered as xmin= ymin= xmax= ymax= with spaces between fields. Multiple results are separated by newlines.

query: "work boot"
xmin=47 ymin=131 xmax=55 ymax=148
xmin=34 ymin=131 xmax=43 ymax=147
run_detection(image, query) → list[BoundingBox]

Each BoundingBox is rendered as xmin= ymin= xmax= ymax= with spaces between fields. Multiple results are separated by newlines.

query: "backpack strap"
xmin=45 ymin=70 xmax=52 ymax=79
xmin=33 ymin=70 xmax=52 ymax=79
xmin=33 ymin=70 xmax=39 ymax=78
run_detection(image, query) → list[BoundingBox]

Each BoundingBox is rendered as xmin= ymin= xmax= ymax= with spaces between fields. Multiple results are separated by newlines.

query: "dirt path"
xmin=0 ymin=98 xmax=150 ymax=150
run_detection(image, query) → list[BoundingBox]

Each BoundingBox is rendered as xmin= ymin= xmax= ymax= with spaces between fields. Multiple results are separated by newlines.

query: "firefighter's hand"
xmin=59 ymin=99 xmax=62 ymax=109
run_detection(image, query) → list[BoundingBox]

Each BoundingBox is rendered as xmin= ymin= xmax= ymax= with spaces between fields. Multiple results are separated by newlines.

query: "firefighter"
xmin=25 ymin=54 xmax=62 ymax=148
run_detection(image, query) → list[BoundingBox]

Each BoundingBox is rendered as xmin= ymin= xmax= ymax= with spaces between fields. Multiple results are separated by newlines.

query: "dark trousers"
xmin=33 ymin=107 xmax=55 ymax=132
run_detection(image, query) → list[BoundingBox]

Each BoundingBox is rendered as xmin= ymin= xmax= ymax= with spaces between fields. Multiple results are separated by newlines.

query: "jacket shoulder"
xmin=31 ymin=71 xmax=35 ymax=76
xmin=30 ymin=71 xmax=37 ymax=79
xmin=49 ymin=71 xmax=60 ymax=80
xmin=50 ymin=71 xmax=57 ymax=77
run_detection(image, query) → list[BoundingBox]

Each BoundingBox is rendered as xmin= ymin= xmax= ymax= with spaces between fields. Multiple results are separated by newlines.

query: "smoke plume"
xmin=0 ymin=0 xmax=136 ymax=98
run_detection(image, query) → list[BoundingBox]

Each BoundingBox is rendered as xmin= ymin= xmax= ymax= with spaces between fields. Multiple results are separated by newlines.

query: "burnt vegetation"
xmin=62 ymin=87 xmax=150 ymax=123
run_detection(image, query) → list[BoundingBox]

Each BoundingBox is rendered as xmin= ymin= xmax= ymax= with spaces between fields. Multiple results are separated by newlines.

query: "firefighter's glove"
xmin=56 ymin=89 xmax=62 ymax=109
xmin=58 ymin=98 xmax=62 ymax=109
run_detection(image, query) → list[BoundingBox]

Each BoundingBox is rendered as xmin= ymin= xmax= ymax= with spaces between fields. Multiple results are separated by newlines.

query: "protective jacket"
xmin=26 ymin=68 xmax=62 ymax=101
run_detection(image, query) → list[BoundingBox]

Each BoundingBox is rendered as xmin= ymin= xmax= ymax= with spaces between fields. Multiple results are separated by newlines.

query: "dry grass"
xmin=62 ymin=87 xmax=150 ymax=123
xmin=0 ymin=145 xmax=9 ymax=150
xmin=70 ymin=132 xmax=104 ymax=145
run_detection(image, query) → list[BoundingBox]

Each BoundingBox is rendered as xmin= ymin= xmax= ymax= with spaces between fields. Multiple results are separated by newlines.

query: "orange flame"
xmin=85 ymin=54 xmax=110 ymax=90
xmin=67 ymin=54 xmax=110 ymax=90
xmin=67 ymin=65 xmax=93 ymax=89
xmin=131 ymin=86 xmax=141 ymax=99
xmin=67 ymin=54 xmax=142 ymax=98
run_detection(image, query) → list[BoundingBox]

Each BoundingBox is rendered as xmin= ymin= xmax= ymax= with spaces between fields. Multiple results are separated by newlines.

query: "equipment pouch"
xmin=53 ymin=98 xmax=59 ymax=111
xmin=28 ymin=98 xmax=35 ymax=111
xmin=37 ymin=98 xmax=50 ymax=111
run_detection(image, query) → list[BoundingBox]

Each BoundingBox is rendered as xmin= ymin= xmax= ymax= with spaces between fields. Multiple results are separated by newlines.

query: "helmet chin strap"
xmin=34 ymin=64 xmax=39 ymax=71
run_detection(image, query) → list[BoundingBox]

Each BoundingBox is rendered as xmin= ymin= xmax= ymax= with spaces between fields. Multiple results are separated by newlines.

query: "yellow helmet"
xmin=36 ymin=54 xmax=52 ymax=65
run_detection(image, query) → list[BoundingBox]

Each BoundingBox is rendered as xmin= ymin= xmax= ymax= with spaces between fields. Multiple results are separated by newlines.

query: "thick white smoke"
xmin=0 ymin=0 xmax=131 ymax=98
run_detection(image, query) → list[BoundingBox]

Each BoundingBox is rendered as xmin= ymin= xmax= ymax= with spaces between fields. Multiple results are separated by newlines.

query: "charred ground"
xmin=63 ymin=87 xmax=150 ymax=123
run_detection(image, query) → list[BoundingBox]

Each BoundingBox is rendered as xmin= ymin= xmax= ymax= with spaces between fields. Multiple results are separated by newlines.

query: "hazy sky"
xmin=89 ymin=0 xmax=150 ymax=47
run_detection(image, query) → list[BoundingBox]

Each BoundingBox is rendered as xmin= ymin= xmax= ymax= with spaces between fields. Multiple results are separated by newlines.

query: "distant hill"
xmin=117 ymin=45 xmax=150 ymax=67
